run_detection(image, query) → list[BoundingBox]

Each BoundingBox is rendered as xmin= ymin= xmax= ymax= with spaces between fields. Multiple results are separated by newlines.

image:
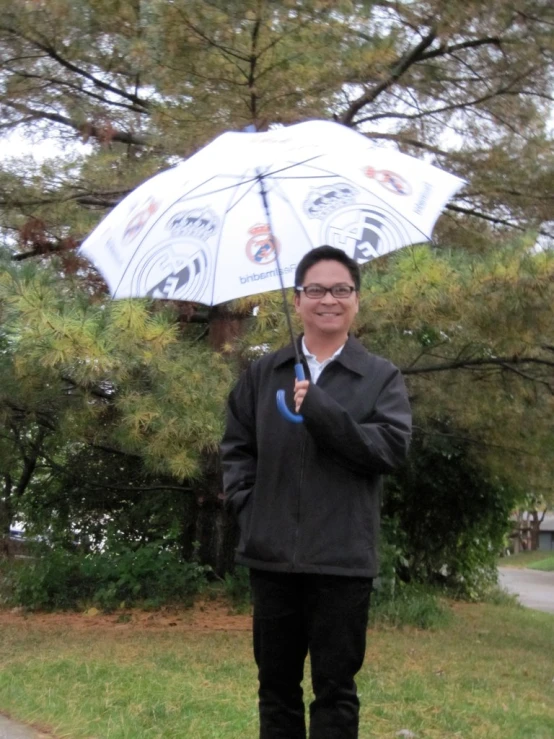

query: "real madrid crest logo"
xmin=167 ymin=208 xmax=219 ymax=240
xmin=123 ymin=197 xmax=160 ymax=244
xmin=322 ymin=206 xmax=411 ymax=264
xmin=246 ymin=225 xmax=280 ymax=265
xmin=303 ymin=183 xmax=358 ymax=219
xmin=363 ymin=167 xmax=412 ymax=196
xmin=128 ymin=240 xmax=211 ymax=303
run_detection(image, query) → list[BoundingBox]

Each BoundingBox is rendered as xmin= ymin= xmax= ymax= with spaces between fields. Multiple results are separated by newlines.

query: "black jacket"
xmin=220 ymin=335 xmax=411 ymax=577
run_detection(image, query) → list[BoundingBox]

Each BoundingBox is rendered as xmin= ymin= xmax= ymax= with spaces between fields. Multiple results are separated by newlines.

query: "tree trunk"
xmin=207 ymin=306 xmax=248 ymax=353
xmin=0 ymin=475 xmax=14 ymax=558
xmin=529 ymin=510 xmax=546 ymax=551
xmin=190 ymin=309 xmax=248 ymax=575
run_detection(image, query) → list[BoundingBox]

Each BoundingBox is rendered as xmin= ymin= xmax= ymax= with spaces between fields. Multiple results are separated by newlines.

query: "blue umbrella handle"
xmin=276 ymin=363 xmax=305 ymax=424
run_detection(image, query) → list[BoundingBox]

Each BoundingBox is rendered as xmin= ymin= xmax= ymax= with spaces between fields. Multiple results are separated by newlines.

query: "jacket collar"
xmin=273 ymin=334 xmax=368 ymax=376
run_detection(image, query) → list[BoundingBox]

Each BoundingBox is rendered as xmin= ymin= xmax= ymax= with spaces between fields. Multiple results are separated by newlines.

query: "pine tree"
xmin=1 ymin=0 xmax=553 ymax=569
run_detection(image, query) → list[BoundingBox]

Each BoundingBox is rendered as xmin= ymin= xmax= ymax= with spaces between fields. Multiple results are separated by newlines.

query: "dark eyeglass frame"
xmin=296 ymin=283 xmax=357 ymax=299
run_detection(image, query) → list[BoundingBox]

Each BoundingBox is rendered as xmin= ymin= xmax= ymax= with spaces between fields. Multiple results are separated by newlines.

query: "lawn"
xmin=498 ymin=550 xmax=554 ymax=569
xmin=528 ymin=556 xmax=554 ymax=572
xmin=0 ymin=599 xmax=553 ymax=739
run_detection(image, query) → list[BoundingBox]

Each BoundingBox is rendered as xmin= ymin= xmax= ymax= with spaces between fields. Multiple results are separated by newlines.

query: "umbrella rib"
xmin=112 ymin=150 xmax=443 ymax=299
xmin=172 ymin=155 xmax=324 ymax=203
xmin=269 ymin=160 xmax=433 ymax=242
xmin=112 ymin=197 xmax=188 ymax=298
xmin=112 ymin=171 xmax=257 ymax=298
xmin=209 ymin=175 xmax=255 ymax=306
xmin=269 ymin=179 xmax=321 ymax=253
xmin=223 ymin=177 xmax=259 ymax=214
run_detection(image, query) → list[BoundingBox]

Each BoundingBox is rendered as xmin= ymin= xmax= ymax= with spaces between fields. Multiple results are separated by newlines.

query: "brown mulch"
xmin=0 ymin=598 xmax=252 ymax=632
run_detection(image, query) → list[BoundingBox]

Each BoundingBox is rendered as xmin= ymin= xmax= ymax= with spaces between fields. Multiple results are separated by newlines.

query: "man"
xmin=220 ymin=245 xmax=411 ymax=738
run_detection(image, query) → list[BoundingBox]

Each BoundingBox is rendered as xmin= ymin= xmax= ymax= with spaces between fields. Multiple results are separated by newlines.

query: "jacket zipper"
xmin=292 ymin=359 xmax=310 ymax=571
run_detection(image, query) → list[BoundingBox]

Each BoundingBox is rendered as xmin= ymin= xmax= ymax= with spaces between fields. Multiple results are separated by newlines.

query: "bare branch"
xmin=414 ymin=425 xmax=539 ymax=457
xmin=444 ymin=203 xmax=526 ymax=230
xmin=340 ymin=27 xmax=438 ymax=126
xmin=363 ymin=131 xmax=451 ymax=156
xmin=8 ymin=69 xmax=150 ymax=114
xmin=402 ymin=355 xmax=554 ymax=376
xmin=420 ymin=36 xmax=502 ymax=61
xmin=1 ymin=24 xmax=150 ymax=110
xmin=3 ymin=100 xmax=150 ymax=147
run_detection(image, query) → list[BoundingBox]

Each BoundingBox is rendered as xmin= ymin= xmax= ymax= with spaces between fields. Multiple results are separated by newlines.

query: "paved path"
xmin=0 ymin=715 xmax=50 ymax=739
xmin=498 ymin=566 xmax=554 ymax=614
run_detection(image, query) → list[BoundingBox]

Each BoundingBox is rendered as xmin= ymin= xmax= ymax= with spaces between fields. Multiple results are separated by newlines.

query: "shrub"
xmin=383 ymin=426 xmax=520 ymax=600
xmin=4 ymin=541 xmax=211 ymax=611
xmin=221 ymin=565 xmax=251 ymax=611
xmin=11 ymin=547 xmax=86 ymax=610
xmin=369 ymin=583 xmax=452 ymax=630
xmin=479 ymin=584 xmax=521 ymax=607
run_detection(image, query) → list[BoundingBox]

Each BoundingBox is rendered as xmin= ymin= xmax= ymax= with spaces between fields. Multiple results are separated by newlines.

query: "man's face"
xmin=294 ymin=259 xmax=359 ymax=338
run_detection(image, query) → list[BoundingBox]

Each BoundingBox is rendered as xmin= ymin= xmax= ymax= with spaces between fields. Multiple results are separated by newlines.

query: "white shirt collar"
xmin=302 ymin=337 xmax=345 ymax=383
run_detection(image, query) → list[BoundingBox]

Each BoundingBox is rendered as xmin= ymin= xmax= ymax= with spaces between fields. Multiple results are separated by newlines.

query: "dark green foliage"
xmin=4 ymin=542 xmax=211 ymax=611
xmin=369 ymin=583 xmax=452 ymax=630
xmin=221 ymin=565 xmax=251 ymax=611
xmin=384 ymin=426 xmax=521 ymax=599
xmin=370 ymin=516 xmax=452 ymax=629
xmin=479 ymin=584 xmax=521 ymax=607
xmin=1 ymin=0 xmax=553 ymax=604
xmin=373 ymin=516 xmax=410 ymax=602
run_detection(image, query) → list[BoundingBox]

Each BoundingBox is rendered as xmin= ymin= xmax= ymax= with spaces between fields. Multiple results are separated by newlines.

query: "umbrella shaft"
xmin=256 ymin=172 xmax=301 ymax=365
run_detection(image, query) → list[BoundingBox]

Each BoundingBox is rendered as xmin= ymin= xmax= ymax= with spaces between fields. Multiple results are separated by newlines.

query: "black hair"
xmin=294 ymin=245 xmax=361 ymax=291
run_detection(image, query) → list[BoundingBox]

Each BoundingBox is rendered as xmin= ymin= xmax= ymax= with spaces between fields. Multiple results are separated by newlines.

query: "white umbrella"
xmin=79 ymin=119 xmax=464 ymax=422
xmin=80 ymin=120 xmax=464 ymax=306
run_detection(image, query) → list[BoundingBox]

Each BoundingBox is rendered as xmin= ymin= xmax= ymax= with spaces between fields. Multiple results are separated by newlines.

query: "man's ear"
xmin=294 ymin=292 xmax=301 ymax=313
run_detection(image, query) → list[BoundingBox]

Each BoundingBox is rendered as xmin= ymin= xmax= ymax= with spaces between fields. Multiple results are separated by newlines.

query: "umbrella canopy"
xmin=79 ymin=120 xmax=464 ymax=306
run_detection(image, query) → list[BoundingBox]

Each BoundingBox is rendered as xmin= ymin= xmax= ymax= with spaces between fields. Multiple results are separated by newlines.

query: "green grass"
xmin=528 ymin=556 xmax=554 ymax=572
xmin=498 ymin=550 xmax=554 ymax=569
xmin=1 ymin=602 xmax=553 ymax=739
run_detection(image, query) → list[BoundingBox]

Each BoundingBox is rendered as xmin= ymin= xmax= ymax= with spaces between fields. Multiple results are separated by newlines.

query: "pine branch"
xmin=8 ymin=69 xmax=150 ymax=115
xmin=10 ymin=234 xmax=84 ymax=261
xmin=2 ymin=24 xmax=151 ymax=110
xmin=87 ymin=442 xmax=142 ymax=460
xmin=420 ymin=36 xmax=502 ymax=61
xmin=172 ymin=10 xmax=250 ymax=65
xmin=2 ymin=189 xmax=129 ymax=212
xmin=340 ymin=27 xmax=438 ymax=126
xmin=499 ymin=362 xmax=554 ymax=393
xmin=363 ymin=132 xmax=451 ymax=156
xmin=402 ymin=355 xmax=554 ymax=375
xmin=414 ymin=426 xmax=539 ymax=457
xmin=247 ymin=1 xmax=263 ymax=122
xmin=1 ymin=400 xmax=57 ymax=432
xmin=40 ymin=451 xmax=189 ymax=491
xmin=60 ymin=375 xmax=114 ymax=401
xmin=78 ymin=482 xmax=194 ymax=494
xmin=444 ymin=203 xmax=526 ymax=230
xmin=3 ymin=101 xmax=150 ymax=147
xmin=353 ymin=83 xmax=524 ymax=127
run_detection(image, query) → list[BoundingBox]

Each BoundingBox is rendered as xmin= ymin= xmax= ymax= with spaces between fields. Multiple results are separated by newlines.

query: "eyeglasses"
xmin=296 ymin=283 xmax=357 ymax=299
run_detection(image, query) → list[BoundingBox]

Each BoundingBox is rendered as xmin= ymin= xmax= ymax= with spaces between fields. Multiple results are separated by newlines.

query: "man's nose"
xmin=321 ymin=290 xmax=338 ymax=303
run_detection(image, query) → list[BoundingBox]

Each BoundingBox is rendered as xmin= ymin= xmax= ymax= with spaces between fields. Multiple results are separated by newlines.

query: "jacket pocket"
xmin=230 ymin=487 xmax=252 ymax=516
xmin=235 ymin=488 xmax=253 ymax=544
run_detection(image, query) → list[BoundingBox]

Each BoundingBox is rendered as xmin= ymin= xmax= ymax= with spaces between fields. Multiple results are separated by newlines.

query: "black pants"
xmin=250 ymin=569 xmax=372 ymax=739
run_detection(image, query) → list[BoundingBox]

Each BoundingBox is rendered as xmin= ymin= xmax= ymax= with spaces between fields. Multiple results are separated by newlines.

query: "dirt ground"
xmin=0 ymin=597 xmax=253 ymax=632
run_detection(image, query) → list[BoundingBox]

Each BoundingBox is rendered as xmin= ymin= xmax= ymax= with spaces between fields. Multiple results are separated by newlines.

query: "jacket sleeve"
xmin=300 ymin=367 xmax=411 ymax=475
xmin=220 ymin=367 xmax=258 ymax=515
